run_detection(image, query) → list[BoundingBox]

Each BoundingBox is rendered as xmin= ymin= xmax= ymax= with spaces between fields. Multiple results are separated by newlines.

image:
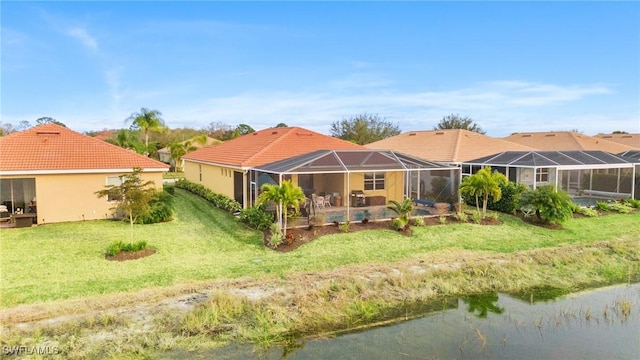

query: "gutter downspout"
xmin=278 ymin=173 xmax=283 ymax=232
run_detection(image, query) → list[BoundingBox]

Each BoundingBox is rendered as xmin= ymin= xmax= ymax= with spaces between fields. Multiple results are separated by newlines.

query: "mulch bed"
xmin=269 ymin=215 xmax=503 ymax=252
xmin=105 ymin=249 xmax=156 ymax=261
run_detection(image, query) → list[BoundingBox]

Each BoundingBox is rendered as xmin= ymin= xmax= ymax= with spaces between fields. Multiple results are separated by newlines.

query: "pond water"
xmin=164 ymin=283 xmax=640 ymax=359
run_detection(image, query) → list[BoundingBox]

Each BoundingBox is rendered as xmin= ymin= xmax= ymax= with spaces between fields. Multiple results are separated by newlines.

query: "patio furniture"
xmin=365 ymin=196 xmax=386 ymax=206
xmin=11 ymin=213 xmax=36 ymax=228
xmin=323 ymin=195 xmax=332 ymax=207
xmin=413 ymin=199 xmax=436 ymax=207
xmin=312 ymin=194 xmax=324 ymax=208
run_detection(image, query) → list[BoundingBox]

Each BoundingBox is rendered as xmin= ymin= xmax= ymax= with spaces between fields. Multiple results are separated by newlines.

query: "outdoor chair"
xmin=312 ymin=194 xmax=324 ymax=208
xmin=323 ymin=195 xmax=332 ymax=207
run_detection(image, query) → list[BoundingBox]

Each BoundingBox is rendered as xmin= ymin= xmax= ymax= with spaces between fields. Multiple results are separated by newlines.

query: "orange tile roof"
xmin=593 ymin=133 xmax=640 ymax=150
xmin=365 ymin=129 xmax=536 ymax=163
xmin=0 ymin=124 xmax=169 ymax=172
xmin=504 ymin=131 xmax=635 ymax=153
xmin=182 ymin=127 xmax=364 ymax=168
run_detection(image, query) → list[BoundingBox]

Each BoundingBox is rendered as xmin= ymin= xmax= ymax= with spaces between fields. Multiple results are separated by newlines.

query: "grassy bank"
xmin=2 ymin=238 xmax=638 ymax=359
xmin=1 ymin=189 xmax=640 ymax=308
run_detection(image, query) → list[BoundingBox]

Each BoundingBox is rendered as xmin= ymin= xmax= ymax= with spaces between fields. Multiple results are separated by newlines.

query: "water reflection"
xmin=162 ymin=284 xmax=640 ymax=359
xmin=463 ymin=292 xmax=504 ymax=318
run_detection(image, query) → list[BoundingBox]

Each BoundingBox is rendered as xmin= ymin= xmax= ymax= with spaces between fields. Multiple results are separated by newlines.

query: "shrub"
xmin=471 ymin=211 xmax=482 ymax=224
xmin=391 ymin=218 xmax=405 ymax=231
xmin=575 ymin=207 xmax=599 ymax=217
xmin=625 ymin=199 xmax=640 ymax=208
xmin=138 ymin=191 xmax=175 ymax=224
xmin=453 ymin=211 xmax=468 ymax=223
xmin=164 ymin=184 xmax=175 ymax=195
xmin=338 ymin=221 xmax=350 ymax=233
xmin=412 ymin=217 xmax=425 ymax=227
xmin=438 ymin=216 xmax=447 ymax=225
xmin=519 ymin=186 xmax=573 ymax=225
xmin=464 ymin=179 xmax=527 ymax=214
xmin=239 ymin=205 xmax=274 ymax=231
xmin=267 ymin=223 xmax=283 ymax=248
xmin=106 ymin=240 xmax=148 ymax=257
xmin=175 ymin=179 xmax=241 ymax=213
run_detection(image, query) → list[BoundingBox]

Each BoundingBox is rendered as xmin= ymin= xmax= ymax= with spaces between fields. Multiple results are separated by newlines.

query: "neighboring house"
xmin=182 ymin=127 xmax=364 ymax=207
xmin=463 ymin=150 xmax=638 ymax=200
xmin=157 ymin=136 xmax=222 ymax=167
xmin=365 ymin=129 xmax=536 ymax=165
xmin=0 ymin=124 xmax=169 ymax=224
xmin=503 ymin=131 xmax=635 ymax=153
xmin=593 ymin=133 xmax=640 ymax=150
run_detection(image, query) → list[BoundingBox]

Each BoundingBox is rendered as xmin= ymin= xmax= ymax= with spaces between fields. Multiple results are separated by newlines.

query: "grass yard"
xmin=1 ymin=189 xmax=639 ymax=308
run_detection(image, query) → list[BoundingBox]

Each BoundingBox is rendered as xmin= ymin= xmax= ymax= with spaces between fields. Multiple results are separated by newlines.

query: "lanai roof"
xmin=253 ymin=149 xmax=457 ymax=174
xmin=0 ymin=124 xmax=169 ymax=173
xmin=465 ymin=151 xmax=633 ymax=168
xmin=619 ymin=150 xmax=640 ymax=162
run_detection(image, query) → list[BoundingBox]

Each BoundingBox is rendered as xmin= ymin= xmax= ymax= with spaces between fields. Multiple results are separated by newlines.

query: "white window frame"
xmin=106 ymin=176 xmax=123 ymax=201
xmin=536 ymin=168 xmax=549 ymax=183
xmin=364 ymin=172 xmax=385 ymax=191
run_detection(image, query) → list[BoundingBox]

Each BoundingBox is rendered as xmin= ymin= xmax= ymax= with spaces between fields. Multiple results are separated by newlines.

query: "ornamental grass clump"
xmin=106 ymin=240 xmax=148 ymax=257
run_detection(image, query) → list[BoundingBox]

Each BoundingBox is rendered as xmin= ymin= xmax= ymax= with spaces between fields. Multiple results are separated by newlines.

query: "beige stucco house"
xmin=0 ymin=124 xmax=169 ymax=224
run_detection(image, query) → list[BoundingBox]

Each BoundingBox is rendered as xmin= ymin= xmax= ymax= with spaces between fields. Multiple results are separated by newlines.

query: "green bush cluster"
xmin=164 ymin=184 xmax=175 ymax=195
xmin=465 ymin=180 xmax=527 ymax=214
xmin=596 ymin=201 xmax=633 ymax=214
xmin=239 ymin=205 xmax=274 ymax=231
xmin=106 ymin=240 xmax=148 ymax=257
xmin=625 ymin=198 xmax=640 ymax=208
xmin=518 ymin=185 xmax=573 ymax=225
xmin=138 ymin=191 xmax=175 ymax=224
xmin=175 ymin=179 xmax=242 ymax=213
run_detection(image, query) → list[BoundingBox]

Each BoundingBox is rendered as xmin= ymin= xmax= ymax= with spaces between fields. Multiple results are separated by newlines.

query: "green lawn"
xmin=1 ymin=189 xmax=639 ymax=308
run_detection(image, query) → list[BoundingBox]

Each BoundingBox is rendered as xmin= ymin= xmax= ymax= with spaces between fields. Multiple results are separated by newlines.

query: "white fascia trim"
xmin=0 ymin=168 xmax=169 ymax=176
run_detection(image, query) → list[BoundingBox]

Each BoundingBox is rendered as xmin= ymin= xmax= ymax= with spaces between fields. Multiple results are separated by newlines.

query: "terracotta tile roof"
xmin=504 ymin=131 xmax=635 ymax=153
xmin=0 ymin=124 xmax=169 ymax=172
xmin=365 ymin=129 xmax=536 ymax=163
xmin=593 ymin=133 xmax=640 ymax=150
xmin=182 ymin=127 xmax=364 ymax=168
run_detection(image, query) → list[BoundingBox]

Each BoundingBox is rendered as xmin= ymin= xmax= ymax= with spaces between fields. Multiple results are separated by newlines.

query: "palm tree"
xmin=386 ymin=198 xmax=415 ymax=229
xmin=126 ymin=108 xmax=167 ymax=153
xmin=459 ymin=167 xmax=506 ymax=218
xmin=169 ymin=140 xmax=197 ymax=172
xmin=256 ymin=180 xmax=306 ymax=235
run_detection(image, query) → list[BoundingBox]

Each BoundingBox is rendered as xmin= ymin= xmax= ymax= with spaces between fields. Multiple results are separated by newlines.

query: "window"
xmin=364 ymin=172 xmax=385 ymax=190
xmin=106 ymin=176 xmax=123 ymax=201
xmin=199 ymin=165 xmax=202 ymax=181
xmin=536 ymin=168 xmax=549 ymax=182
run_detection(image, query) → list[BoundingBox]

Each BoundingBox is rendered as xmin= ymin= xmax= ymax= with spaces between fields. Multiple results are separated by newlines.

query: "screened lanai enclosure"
xmin=463 ymin=151 xmax=638 ymax=202
xmin=249 ymin=149 xmax=460 ymax=227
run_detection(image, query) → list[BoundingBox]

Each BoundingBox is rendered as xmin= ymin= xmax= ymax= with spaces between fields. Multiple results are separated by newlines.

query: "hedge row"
xmin=175 ymin=179 xmax=242 ymax=214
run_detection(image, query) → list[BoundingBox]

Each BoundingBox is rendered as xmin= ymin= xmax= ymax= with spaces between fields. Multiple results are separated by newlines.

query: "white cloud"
xmin=67 ymin=27 xmax=98 ymax=51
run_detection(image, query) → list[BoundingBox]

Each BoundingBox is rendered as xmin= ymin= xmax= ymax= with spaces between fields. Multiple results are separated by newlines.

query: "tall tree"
xmin=95 ymin=168 xmax=156 ymax=242
xmin=330 ymin=113 xmax=400 ymax=145
xmin=275 ymin=122 xmax=288 ymax=128
xmin=220 ymin=123 xmax=256 ymax=140
xmin=36 ymin=117 xmax=66 ymax=127
xmin=126 ymin=108 xmax=167 ymax=152
xmin=169 ymin=140 xmax=197 ymax=172
xmin=435 ymin=114 xmax=485 ymax=134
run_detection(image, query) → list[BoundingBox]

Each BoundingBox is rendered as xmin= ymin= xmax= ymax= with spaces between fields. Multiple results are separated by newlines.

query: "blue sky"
xmin=2 ymin=1 xmax=639 ymax=137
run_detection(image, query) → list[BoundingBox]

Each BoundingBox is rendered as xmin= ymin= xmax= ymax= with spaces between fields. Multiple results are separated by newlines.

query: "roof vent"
xmin=545 ymin=134 xmax=556 ymax=137
xmin=602 ymin=135 xmax=612 ymax=138
xmin=622 ymin=135 xmax=632 ymax=138
xmin=408 ymin=133 xmax=417 ymax=136
xmin=435 ymin=132 xmax=445 ymax=135
xmin=36 ymin=131 xmax=61 ymax=135
xmin=522 ymin=134 xmax=532 ymax=138
xmin=296 ymin=132 xmax=313 ymax=136
xmin=271 ymin=131 xmax=278 ymax=135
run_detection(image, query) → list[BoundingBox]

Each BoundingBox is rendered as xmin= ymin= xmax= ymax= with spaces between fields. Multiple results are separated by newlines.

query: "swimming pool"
xmin=572 ymin=196 xmax=601 ymax=207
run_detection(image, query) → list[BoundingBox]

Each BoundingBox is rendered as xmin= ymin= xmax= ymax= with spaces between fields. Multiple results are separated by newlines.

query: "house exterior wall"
xmin=347 ymin=171 xmax=404 ymax=204
xmin=183 ymin=161 xmax=235 ymax=200
xmin=0 ymin=172 xmax=163 ymax=224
